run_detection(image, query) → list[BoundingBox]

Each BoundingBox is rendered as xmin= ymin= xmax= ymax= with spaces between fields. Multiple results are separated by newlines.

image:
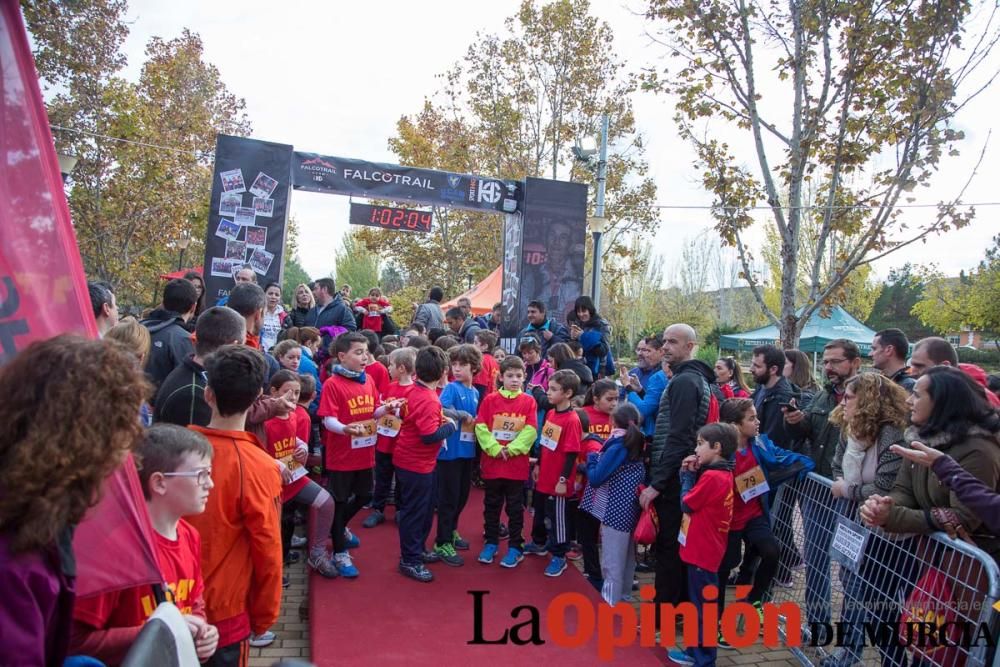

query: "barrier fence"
xmin=764 ymin=473 xmax=1000 ymax=667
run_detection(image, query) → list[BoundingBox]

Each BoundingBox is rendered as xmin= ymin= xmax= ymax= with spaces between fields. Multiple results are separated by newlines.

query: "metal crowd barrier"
xmin=764 ymin=473 xmax=1000 ymax=667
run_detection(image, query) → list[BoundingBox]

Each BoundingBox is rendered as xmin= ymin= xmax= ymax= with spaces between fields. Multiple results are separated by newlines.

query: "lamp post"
xmin=467 ymin=272 xmax=474 ymax=291
xmin=56 ymin=151 xmax=78 ymax=184
xmin=176 ymin=236 xmax=192 ymax=272
xmin=573 ymin=114 xmax=610 ymax=310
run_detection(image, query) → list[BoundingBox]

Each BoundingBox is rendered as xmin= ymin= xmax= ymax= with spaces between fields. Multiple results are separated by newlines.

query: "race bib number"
xmin=539 ymin=421 xmax=562 ymax=451
xmin=735 ymin=465 xmax=770 ymax=503
xmin=376 ymin=414 xmax=401 ymax=437
xmin=492 ymin=415 xmax=525 ymax=442
xmin=351 ymin=420 xmax=377 ymax=449
xmin=460 ymin=420 xmax=475 ymax=442
xmin=279 ymin=455 xmax=308 ymax=484
xmin=679 ymin=513 xmax=691 ymax=546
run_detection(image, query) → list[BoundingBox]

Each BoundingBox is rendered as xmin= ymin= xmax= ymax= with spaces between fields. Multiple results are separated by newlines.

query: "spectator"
xmin=141 ymin=278 xmax=198 ymax=389
xmin=827 ymin=372 xmax=909 ymax=667
xmin=355 ymin=288 xmax=393 ymax=336
xmin=282 ymin=326 xmax=322 ymax=388
xmin=183 ymin=271 xmax=206 ymax=321
xmin=566 ymin=296 xmax=613 ymax=378
xmin=958 ymin=363 xmax=1000 ymax=407
xmin=871 ymin=328 xmax=916 ymax=392
xmin=549 ymin=342 xmax=594 ymax=397
xmin=714 ymin=356 xmax=751 ymax=399
xmin=750 ymin=344 xmax=797 ymax=448
xmin=862 ymin=365 xmax=1000 ymax=564
xmin=519 ymin=300 xmax=569 ymax=358
xmin=306 ymin=278 xmax=357 ymax=349
xmin=624 ymin=353 xmax=668 ymax=438
xmin=0 ymin=335 xmax=147 ymax=665
xmin=283 ymin=283 xmax=315 ymax=330
xmin=412 ymin=286 xmax=445 ymax=332
xmin=639 ymin=323 xmax=719 ymax=613
xmin=88 ymin=281 xmax=119 ymax=338
xmin=215 ymin=266 xmax=256 ymax=307
xmin=908 ymin=336 xmax=958 ymax=377
xmin=107 ymin=319 xmax=154 ymax=426
xmin=623 ymin=334 xmax=665 ymax=391
xmin=456 ymin=296 xmax=489 ymax=330
xmin=444 ymin=306 xmax=482 ymax=344
xmin=483 ymin=302 xmax=503 ymax=332
xmin=783 ymin=349 xmax=820 ymax=408
xmin=260 ymin=282 xmax=286 ymax=353
xmin=227 ymin=284 xmax=281 ymax=382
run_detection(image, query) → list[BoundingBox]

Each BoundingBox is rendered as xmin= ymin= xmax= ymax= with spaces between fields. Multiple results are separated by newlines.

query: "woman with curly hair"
xmin=824 ymin=373 xmax=910 ymax=667
xmin=106 ymin=318 xmax=155 ymax=426
xmin=0 ymin=335 xmax=148 ymax=665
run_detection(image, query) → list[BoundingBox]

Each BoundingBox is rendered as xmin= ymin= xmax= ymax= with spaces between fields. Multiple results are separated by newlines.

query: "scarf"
xmin=333 ymin=364 xmax=367 ymax=384
xmin=840 ymin=435 xmax=869 ymax=486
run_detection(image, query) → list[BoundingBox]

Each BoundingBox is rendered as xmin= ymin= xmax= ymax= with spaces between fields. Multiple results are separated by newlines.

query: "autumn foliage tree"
xmin=25 ymin=2 xmax=249 ymax=304
xmin=644 ymin=0 xmax=999 ymax=347
xmin=358 ymin=0 xmax=658 ymax=308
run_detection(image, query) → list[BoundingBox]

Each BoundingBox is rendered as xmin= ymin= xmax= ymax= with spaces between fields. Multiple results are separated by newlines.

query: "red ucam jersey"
xmin=582 ymin=406 xmax=613 ymax=441
xmin=376 ymin=381 xmax=414 ymax=454
xmin=475 ymin=389 xmax=538 ymax=481
xmin=263 ymin=413 xmax=308 ymax=503
xmin=391 ymin=382 xmax=447 ymax=474
xmin=365 ymin=360 xmax=390 ymax=399
xmin=535 ymin=408 xmax=583 ymax=496
xmin=318 ymin=373 xmax=379 ymax=471
xmin=473 ymin=353 xmax=501 ymax=396
xmin=679 ymin=466 xmax=734 ymax=572
xmin=294 ymin=405 xmax=311 ymax=444
xmin=730 ymin=445 xmax=765 ymax=530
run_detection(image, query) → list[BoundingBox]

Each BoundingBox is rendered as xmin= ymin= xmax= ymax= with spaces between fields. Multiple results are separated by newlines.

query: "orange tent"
xmin=442 ymin=265 xmax=501 ymax=315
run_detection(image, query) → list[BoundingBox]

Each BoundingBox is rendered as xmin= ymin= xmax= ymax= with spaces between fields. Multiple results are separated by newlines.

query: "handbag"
xmin=898 ymin=566 xmax=963 ymax=666
xmin=634 ymin=487 xmax=659 ymax=545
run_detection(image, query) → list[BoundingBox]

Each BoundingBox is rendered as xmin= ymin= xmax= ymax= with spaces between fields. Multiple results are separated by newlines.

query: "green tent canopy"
xmin=719 ymin=306 xmax=876 ymax=356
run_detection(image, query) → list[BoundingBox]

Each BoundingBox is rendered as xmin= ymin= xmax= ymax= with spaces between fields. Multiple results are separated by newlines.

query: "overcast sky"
xmin=119 ymin=0 xmax=1000 ymax=286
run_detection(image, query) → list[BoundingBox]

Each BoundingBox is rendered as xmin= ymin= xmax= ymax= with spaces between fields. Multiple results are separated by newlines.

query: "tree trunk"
xmin=780 ymin=235 xmax=800 ymax=349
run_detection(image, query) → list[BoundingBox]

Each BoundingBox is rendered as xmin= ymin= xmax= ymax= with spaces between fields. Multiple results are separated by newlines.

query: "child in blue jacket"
xmin=580 ymin=404 xmax=645 ymax=605
xmin=717 ymin=397 xmax=814 ymax=642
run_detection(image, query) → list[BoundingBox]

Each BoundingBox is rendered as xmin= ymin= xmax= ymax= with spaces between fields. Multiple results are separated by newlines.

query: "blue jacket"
xmin=730 ymin=433 xmax=815 ymax=521
xmin=519 ymin=318 xmax=569 ymax=357
xmin=438 ymin=381 xmax=479 ymax=460
xmin=582 ymin=435 xmax=645 ymax=532
xmin=627 ymin=370 xmax=668 ymax=437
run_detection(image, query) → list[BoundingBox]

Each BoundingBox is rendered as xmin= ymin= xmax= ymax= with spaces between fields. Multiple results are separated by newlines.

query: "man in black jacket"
xmin=444 ymin=306 xmax=482 ymax=344
xmin=154 ymin=306 xmax=246 ymax=427
xmin=750 ymin=344 xmax=797 ymax=448
xmin=639 ymin=323 xmax=719 ymax=611
xmin=142 ymin=279 xmax=198 ymax=389
xmin=306 ymin=278 xmax=357 ymax=349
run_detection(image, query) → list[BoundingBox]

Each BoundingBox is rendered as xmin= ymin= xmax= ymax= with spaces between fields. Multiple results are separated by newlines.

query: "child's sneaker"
xmin=452 ymin=530 xmax=470 ymax=551
xmin=290 ymin=534 xmax=308 ymax=549
xmin=343 ymin=528 xmax=361 ymax=549
xmin=282 ymin=573 xmax=290 ymax=589
xmin=717 ymin=632 xmax=734 ymax=649
xmin=333 ymin=551 xmax=359 ymax=578
xmin=422 ymin=550 xmax=441 ymax=564
xmin=399 ymin=560 xmax=434 ymax=583
xmin=566 ymin=546 xmax=583 ymax=561
xmin=362 ymin=510 xmax=384 ymax=528
xmin=435 ymin=543 xmax=464 ymax=567
xmin=523 ymin=542 xmax=548 ymax=556
xmin=308 ymin=551 xmax=339 ymax=579
xmin=544 ymin=556 xmax=567 ymax=577
xmin=478 ymin=543 xmax=499 ymax=564
xmin=500 ymin=547 xmax=524 ymax=568
xmin=249 ymin=631 xmax=276 ymax=648
xmin=666 ymin=648 xmax=695 ymax=665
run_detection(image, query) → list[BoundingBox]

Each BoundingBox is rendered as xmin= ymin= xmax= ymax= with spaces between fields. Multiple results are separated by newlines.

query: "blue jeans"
xmin=686 ymin=566 xmax=718 ymax=667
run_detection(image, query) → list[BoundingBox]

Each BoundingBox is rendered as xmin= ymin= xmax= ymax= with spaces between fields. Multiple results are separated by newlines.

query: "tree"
xmin=26 ymin=5 xmax=249 ymax=305
xmin=359 ymin=0 xmax=659 ymax=300
xmin=645 ymin=0 xmax=997 ymax=347
xmin=912 ymin=235 xmax=1000 ymax=346
xmin=281 ymin=257 xmax=312 ymax=308
xmin=865 ymin=264 xmax=936 ymax=338
xmin=334 ymin=230 xmax=381 ymax=298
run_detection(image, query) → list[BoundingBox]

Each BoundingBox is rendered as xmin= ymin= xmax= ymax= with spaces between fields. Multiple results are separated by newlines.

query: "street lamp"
xmin=176 ymin=236 xmax=192 ymax=272
xmin=56 ymin=151 xmax=78 ymax=184
xmin=573 ymin=114 xmax=609 ymax=310
xmin=467 ymin=272 xmax=474 ymax=291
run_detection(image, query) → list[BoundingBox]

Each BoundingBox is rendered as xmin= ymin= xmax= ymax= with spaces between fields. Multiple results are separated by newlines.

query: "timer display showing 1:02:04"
xmin=348 ymin=202 xmax=432 ymax=233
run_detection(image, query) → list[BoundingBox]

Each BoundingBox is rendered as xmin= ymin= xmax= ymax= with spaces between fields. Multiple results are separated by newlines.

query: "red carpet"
xmin=310 ymin=488 xmax=664 ymax=665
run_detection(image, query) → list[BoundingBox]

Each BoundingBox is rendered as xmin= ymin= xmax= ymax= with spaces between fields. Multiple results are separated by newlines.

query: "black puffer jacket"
xmin=141 ymin=308 xmax=194 ymax=390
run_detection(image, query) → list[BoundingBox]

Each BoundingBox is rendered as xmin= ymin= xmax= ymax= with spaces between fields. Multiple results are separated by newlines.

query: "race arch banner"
xmin=291 ymin=152 xmax=521 ymax=215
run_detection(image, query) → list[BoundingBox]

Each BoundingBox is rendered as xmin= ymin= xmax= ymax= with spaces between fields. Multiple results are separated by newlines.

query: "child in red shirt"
xmin=358 ymin=329 xmax=390 ymax=398
xmin=264 ymin=371 xmax=337 ymax=578
xmin=472 ymin=329 xmax=501 ymax=399
xmin=668 ymin=422 xmax=738 ymax=667
xmin=354 ymin=288 xmax=392 ymax=334
xmin=71 ymin=424 xmax=220 ymax=665
xmin=364 ymin=347 xmax=416 ymax=528
xmin=475 ymin=356 xmax=539 ymax=568
xmin=526 ymin=370 xmax=583 ymax=578
xmin=318 ymin=332 xmax=403 ymax=577
xmin=393 ymin=347 xmax=457 ymax=582
xmin=582 ymin=379 xmax=617 ymax=441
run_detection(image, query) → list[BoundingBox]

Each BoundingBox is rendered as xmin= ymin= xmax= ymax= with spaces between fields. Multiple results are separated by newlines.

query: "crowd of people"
xmin=3 ymin=272 xmax=1000 ymax=667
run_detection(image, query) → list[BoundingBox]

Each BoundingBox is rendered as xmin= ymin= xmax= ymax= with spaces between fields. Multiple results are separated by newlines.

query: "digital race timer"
xmin=348 ymin=202 xmax=432 ymax=233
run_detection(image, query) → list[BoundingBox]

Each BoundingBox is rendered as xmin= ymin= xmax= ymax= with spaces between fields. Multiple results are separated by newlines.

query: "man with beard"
xmin=749 ymin=344 xmax=796 ymax=448
xmin=639 ymin=324 xmax=721 ymax=617
xmin=783 ymin=338 xmax=861 ymax=641
xmin=518 ymin=300 xmax=568 ymax=358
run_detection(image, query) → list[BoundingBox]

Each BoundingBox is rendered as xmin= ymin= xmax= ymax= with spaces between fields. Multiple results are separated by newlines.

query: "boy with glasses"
xmin=70 ymin=424 xmax=220 ymax=664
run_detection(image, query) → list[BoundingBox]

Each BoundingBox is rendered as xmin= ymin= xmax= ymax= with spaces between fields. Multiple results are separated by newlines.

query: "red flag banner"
xmin=0 ymin=1 xmax=97 ymax=365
